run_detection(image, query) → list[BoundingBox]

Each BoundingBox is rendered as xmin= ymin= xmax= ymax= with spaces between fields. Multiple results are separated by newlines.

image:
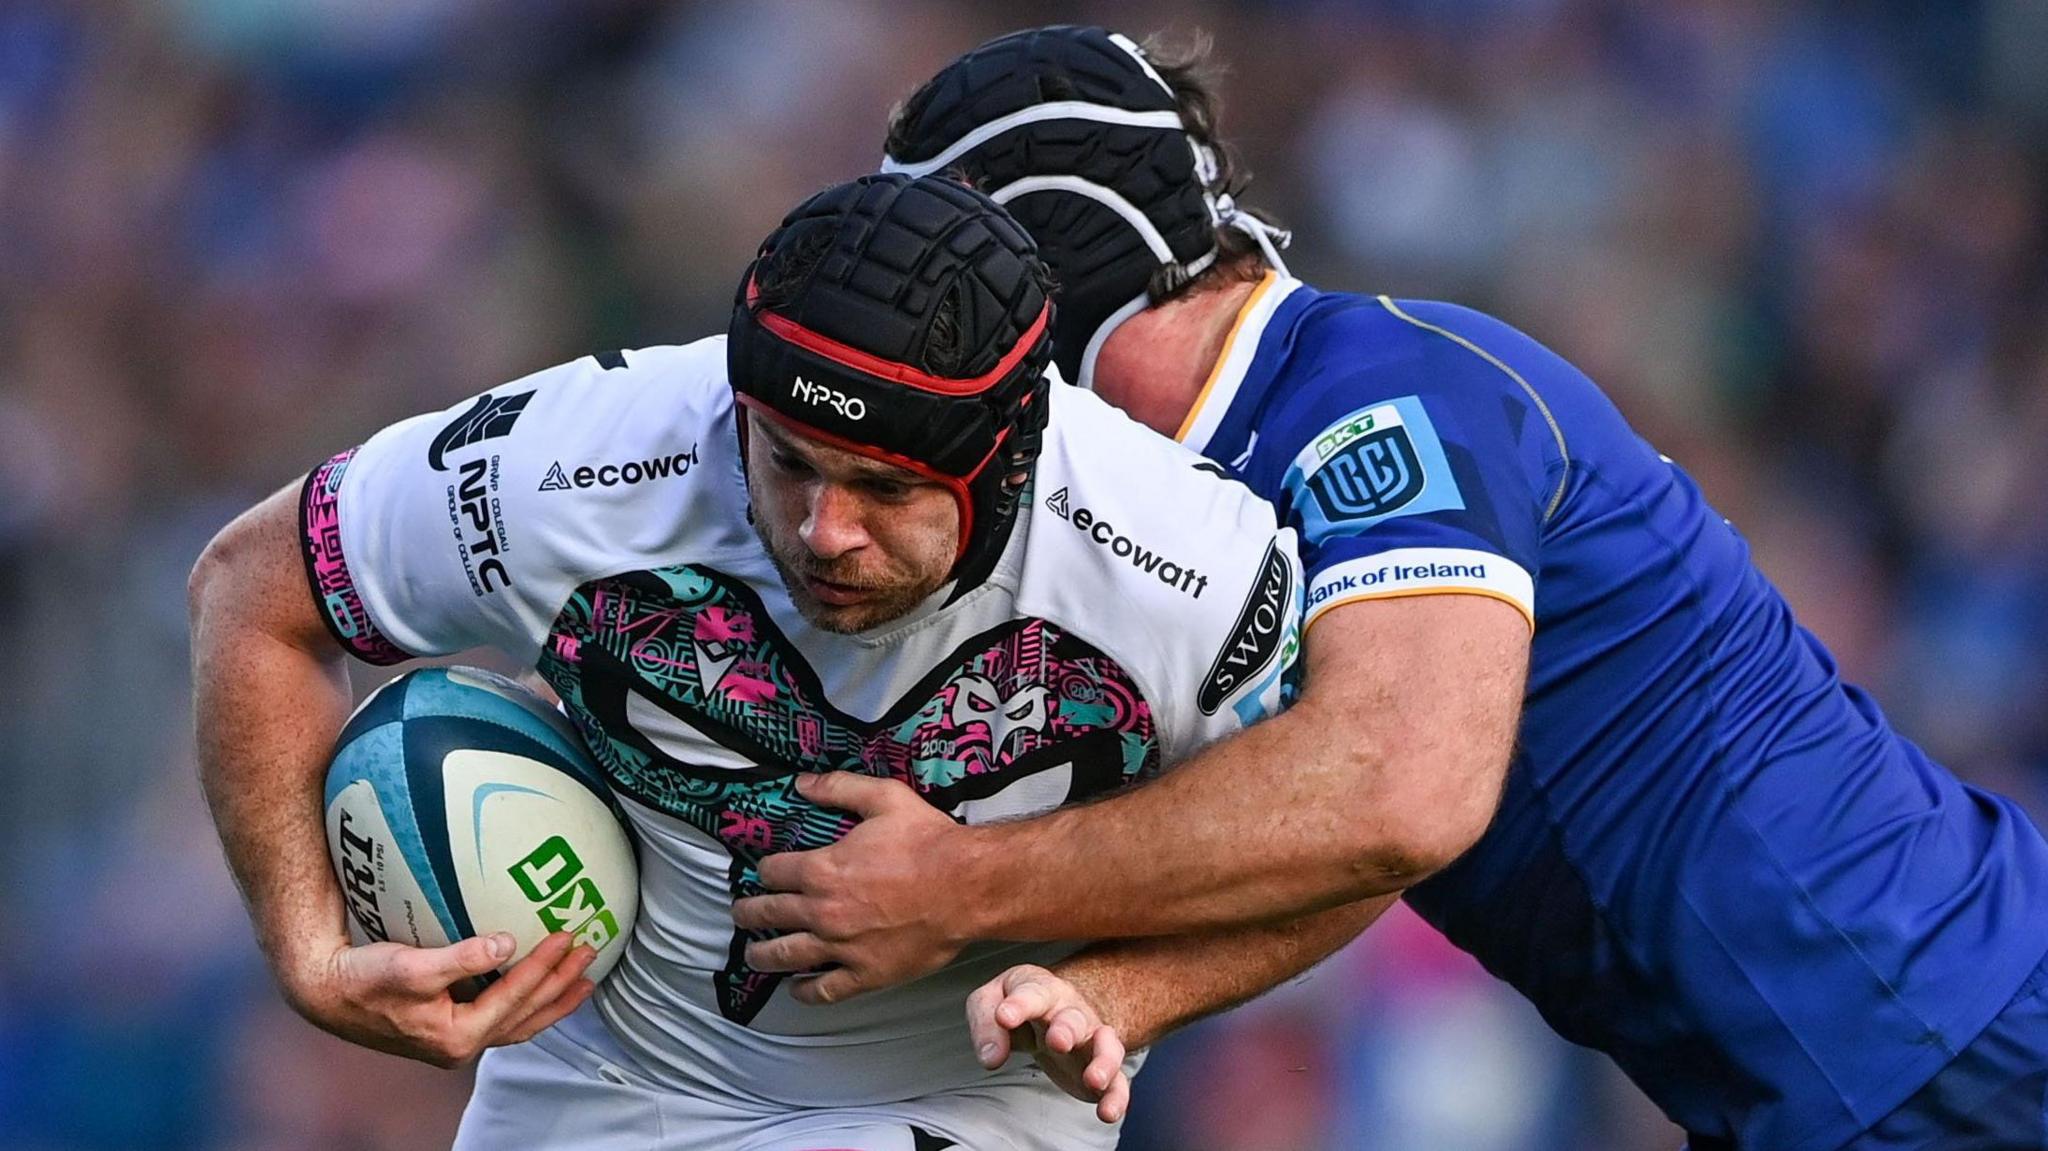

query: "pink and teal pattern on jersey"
xmin=300 ymin=449 xmax=409 ymax=666
xmin=538 ymin=564 xmax=1157 ymax=1024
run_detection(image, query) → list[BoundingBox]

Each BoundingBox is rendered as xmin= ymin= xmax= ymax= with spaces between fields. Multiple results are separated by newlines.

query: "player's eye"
xmin=769 ymin=449 xmax=814 ymax=479
xmin=859 ymin=477 xmax=914 ymax=502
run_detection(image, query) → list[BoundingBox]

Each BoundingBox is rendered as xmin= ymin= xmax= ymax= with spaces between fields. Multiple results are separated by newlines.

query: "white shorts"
xmin=452 ymin=1002 xmax=1123 ymax=1151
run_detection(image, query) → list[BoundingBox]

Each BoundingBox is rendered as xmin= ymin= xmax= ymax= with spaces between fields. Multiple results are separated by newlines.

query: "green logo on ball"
xmin=509 ymin=835 xmax=622 ymax=951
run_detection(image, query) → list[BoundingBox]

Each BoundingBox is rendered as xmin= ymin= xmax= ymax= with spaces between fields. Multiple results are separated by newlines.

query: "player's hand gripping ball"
xmin=324 ymin=667 xmax=638 ymax=990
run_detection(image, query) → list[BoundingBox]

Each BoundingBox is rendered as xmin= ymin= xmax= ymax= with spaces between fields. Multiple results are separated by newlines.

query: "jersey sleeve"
xmin=300 ymin=442 xmax=423 ymax=665
xmin=296 ymin=343 xmax=736 ymax=665
xmin=299 ymin=384 xmax=558 ymax=664
xmin=1264 ymin=301 xmax=1567 ymax=631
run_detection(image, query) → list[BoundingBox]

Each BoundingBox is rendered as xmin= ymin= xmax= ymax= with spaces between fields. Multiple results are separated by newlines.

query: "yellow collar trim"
xmin=1173 ymin=270 xmax=1280 ymax=444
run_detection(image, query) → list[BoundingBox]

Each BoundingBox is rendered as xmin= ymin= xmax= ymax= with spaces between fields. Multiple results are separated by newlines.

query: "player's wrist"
xmin=271 ymin=927 xmax=355 ymax=1020
xmin=944 ymin=823 xmax=1018 ymax=942
xmin=1051 ymin=958 xmax=1148 ymax=1048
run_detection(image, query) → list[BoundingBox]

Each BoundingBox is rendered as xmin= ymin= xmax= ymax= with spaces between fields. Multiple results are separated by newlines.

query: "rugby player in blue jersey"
xmin=732 ymin=26 xmax=2048 ymax=1150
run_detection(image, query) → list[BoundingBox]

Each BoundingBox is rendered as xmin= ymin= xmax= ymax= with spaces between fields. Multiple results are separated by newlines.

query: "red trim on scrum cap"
xmin=734 ymin=393 xmax=1001 ymax=564
xmin=746 ymin=275 xmax=1051 ymax=398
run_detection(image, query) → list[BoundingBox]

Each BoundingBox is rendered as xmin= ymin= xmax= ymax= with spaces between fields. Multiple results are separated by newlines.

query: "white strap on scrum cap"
xmin=1191 ymin=125 xmax=1294 ymax=274
xmin=1049 ymin=202 xmax=1286 ymax=391
xmin=988 ymin=175 xmax=1218 ymax=391
xmin=1217 ymin=191 xmax=1293 ymax=276
xmin=884 ymin=108 xmax=1292 ymax=272
xmin=991 ymin=174 xmax=1177 ymax=262
xmin=1108 ymin=31 xmax=1173 ymax=93
xmin=880 ymin=102 xmax=1186 ymax=178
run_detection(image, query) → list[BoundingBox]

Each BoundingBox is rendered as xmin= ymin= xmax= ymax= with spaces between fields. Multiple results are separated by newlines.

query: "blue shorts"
xmin=1690 ymin=955 xmax=2048 ymax=1151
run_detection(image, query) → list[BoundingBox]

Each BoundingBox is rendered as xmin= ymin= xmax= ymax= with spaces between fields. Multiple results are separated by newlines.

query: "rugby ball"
xmin=324 ymin=666 xmax=638 ymax=984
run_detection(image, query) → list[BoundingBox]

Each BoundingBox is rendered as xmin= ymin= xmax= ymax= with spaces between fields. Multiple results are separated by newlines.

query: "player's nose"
xmin=798 ymin=482 xmax=872 ymax=559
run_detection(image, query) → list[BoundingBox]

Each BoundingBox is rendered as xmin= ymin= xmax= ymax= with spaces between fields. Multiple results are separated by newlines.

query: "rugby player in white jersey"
xmin=188 ymin=174 xmax=1331 ymax=1149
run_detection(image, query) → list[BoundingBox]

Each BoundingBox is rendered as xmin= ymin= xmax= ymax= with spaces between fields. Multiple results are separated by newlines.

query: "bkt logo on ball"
xmin=508 ymin=834 xmax=623 ymax=951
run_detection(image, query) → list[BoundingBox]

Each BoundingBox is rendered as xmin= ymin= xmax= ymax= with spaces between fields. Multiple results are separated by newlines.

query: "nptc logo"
xmin=1307 ymin=422 xmax=1425 ymax=521
xmin=428 ymin=391 xmax=534 ymax=471
xmin=507 ymin=835 xmax=621 ymax=951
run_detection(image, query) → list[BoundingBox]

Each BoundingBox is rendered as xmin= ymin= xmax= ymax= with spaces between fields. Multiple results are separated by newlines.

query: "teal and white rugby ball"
xmin=324 ymin=666 xmax=637 ymax=983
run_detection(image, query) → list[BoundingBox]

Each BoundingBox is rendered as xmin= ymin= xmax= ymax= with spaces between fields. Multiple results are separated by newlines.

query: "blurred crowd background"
xmin=4 ymin=1 xmax=2047 ymax=1148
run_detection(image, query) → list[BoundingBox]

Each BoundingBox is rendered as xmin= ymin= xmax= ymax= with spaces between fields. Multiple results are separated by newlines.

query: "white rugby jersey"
xmin=299 ymin=337 xmax=1304 ymax=1108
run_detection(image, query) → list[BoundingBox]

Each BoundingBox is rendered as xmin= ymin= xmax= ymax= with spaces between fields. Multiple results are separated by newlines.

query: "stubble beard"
xmin=751 ymin=515 xmax=945 ymax=635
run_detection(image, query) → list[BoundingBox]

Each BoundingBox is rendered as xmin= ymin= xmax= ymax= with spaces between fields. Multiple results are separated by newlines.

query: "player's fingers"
xmin=792 ymin=771 xmax=916 ymax=817
xmin=997 ymin=963 xmax=1056 ymax=993
xmin=497 ymin=977 xmax=596 ymax=1046
xmin=753 ymin=852 xmax=821 ymax=897
xmin=393 ymin=932 xmax=517 ymax=995
xmin=1082 ymin=1025 xmax=1127 ymax=1095
xmin=1045 ymin=1005 xmax=1097 ymax=1055
xmin=460 ymin=933 xmax=575 ymax=1028
xmin=743 ymin=931 xmax=834 ymax=973
xmin=965 ymin=978 xmax=1015 ymax=1068
xmin=993 ymin=981 xmax=1057 ymax=1032
xmin=493 ymin=943 xmax=597 ymax=1038
xmin=730 ymin=891 xmax=816 ymax=932
xmin=787 ymin=966 xmax=867 ymax=1006
xmin=1096 ymin=1068 xmax=1132 ymax=1125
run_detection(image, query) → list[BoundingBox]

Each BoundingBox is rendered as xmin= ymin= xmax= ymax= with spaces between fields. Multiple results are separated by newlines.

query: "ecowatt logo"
xmin=540 ymin=445 xmax=699 ymax=491
xmin=1043 ymin=487 xmax=1208 ymax=598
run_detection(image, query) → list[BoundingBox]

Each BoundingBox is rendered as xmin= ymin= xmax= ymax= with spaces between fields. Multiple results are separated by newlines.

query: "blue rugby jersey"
xmin=1177 ymin=273 xmax=2048 ymax=1150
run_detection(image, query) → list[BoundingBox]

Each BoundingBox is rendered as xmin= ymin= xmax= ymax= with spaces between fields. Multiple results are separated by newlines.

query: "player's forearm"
xmin=956 ymin=696 xmax=1423 ymax=940
xmin=951 ymin=599 xmax=1524 ymax=943
xmin=190 ymin=521 xmax=358 ymax=1004
xmin=1056 ymin=895 xmax=1396 ymax=1049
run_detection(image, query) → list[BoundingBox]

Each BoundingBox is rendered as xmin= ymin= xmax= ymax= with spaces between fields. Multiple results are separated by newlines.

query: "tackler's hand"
xmin=966 ymin=964 xmax=1131 ymax=1124
xmin=732 ymin=772 xmax=975 ymax=1004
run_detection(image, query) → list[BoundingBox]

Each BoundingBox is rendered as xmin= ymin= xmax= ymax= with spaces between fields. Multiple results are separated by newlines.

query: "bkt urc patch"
xmin=1283 ymin=395 xmax=1463 ymax=545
